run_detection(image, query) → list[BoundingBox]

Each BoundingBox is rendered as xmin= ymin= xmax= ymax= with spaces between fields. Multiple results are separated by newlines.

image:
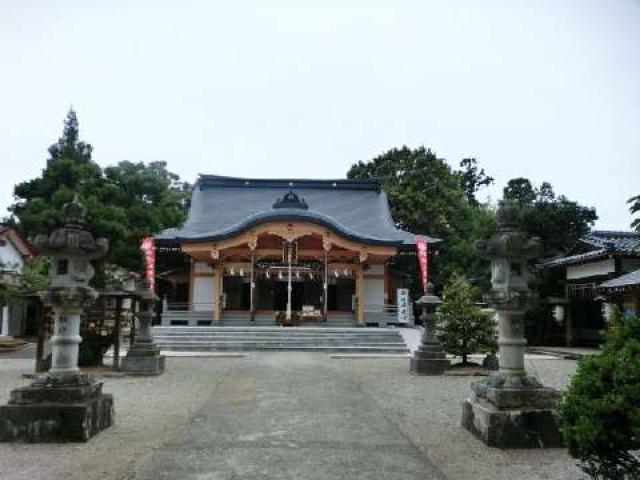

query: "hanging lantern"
xmin=334 ymin=270 xmax=339 ymax=278
xmin=309 ymin=272 xmax=313 ymax=280
xmin=343 ymin=268 xmax=349 ymax=277
xmin=266 ymin=271 xmax=271 ymax=279
xmin=278 ymin=271 xmax=283 ymax=280
xmin=240 ymin=268 xmax=245 ymax=277
xmin=230 ymin=267 xmax=236 ymax=276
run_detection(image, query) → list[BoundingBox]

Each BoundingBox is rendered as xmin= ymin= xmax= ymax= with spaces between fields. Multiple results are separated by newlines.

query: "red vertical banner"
xmin=140 ymin=236 xmax=155 ymax=293
xmin=416 ymin=238 xmax=428 ymax=292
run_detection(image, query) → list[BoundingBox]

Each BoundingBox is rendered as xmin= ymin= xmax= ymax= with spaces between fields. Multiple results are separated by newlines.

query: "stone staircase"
xmin=161 ymin=311 xmax=358 ymax=328
xmin=151 ymin=326 xmax=409 ymax=354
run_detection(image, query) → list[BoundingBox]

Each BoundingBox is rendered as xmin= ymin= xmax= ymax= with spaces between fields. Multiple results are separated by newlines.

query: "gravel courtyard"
xmin=0 ymin=354 xmax=582 ymax=480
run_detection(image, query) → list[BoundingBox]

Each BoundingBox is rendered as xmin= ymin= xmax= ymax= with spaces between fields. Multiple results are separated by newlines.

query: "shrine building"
xmin=155 ymin=175 xmax=438 ymax=327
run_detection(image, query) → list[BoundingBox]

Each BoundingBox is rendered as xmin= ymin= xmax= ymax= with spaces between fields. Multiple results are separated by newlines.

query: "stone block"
xmin=462 ymin=397 xmax=562 ymax=448
xmin=409 ymin=357 xmax=450 ymax=375
xmin=121 ymin=351 xmax=165 ymax=376
xmin=0 ymin=393 xmax=114 ymax=442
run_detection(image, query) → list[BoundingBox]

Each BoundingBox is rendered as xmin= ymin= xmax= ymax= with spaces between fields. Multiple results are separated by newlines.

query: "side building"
xmin=543 ymin=230 xmax=640 ymax=346
xmin=0 ymin=225 xmax=36 ymax=337
xmin=155 ymin=175 xmax=439 ymax=327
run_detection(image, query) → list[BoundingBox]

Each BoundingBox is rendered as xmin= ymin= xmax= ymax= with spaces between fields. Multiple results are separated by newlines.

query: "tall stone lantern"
xmin=121 ymin=279 xmax=165 ymax=375
xmin=461 ymin=202 xmax=561 ymax=448
xmin=0 ymin=198 xmax=114 ymax=442
xmin=410 ymin=283 xmax=449 ymax=375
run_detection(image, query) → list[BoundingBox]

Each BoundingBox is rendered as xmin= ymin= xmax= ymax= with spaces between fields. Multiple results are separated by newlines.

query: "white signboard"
xmin=397 ymin=288 xmax=411 ymax=324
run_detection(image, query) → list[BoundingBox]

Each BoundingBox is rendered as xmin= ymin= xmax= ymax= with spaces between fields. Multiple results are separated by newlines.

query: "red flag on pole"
xmin=416 ymin=237 xmax=428 ymax=292
xmin=140 ymin=236 xmax=155 ymax=293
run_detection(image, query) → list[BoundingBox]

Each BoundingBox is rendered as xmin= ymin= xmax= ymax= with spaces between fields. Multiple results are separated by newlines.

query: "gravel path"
xmin=0 ymin=354 xmax=582 ymax=480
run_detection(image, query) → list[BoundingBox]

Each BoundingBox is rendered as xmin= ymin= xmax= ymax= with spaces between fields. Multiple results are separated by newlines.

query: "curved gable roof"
xmin=157 ymin=175 xmax=440 ymax=246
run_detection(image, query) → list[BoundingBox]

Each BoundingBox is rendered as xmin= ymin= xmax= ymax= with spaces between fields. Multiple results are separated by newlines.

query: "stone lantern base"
xmin=0 ymin=373 xmax=114 ymax=442
xmin=121 ymin=343 xmax=165 ymax=376
xmin=409 ymin=342 xmax=450 ymax=375
xmin=462 ymin=374 xmax=562 ymax=448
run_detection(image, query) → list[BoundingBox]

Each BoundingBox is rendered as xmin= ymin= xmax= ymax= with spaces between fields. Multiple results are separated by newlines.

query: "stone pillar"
xmin=461 ymin=202 xmax=562 ymax=448
xmin=0 ymin=198 xmax=113 ymax=442
xmin=49 ymin=310 xmax=83 ymax=375
xmin=410 ymin=283 xmax=449 ymax=375
xmin=121 ymin=280 xmax=165 ymax=376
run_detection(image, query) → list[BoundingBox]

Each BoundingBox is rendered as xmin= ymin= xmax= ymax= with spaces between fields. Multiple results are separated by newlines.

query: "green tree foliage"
xmin=347 ymin=146 xmax=497 ymax=288
xmin=558 ymin=314 xmax=640 ymax=479
xmin=503 ymin=178 xmax=598 ymax=257
xmin=629 ymin=194 xmax=640 ymax=233
xmin=436 ymin=274 xmax=497 ymax=364
xmin=9 ymin=110 xmax=191 ymax=272
xmin=0 ymin=257 xmax=49 ymax=306
xmin=457 ymin=158 xmax=494 ymax=206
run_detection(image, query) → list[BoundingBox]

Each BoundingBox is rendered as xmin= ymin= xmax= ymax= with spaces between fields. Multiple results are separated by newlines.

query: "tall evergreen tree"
xmin=436 ymin=274 xmax=497 ymax=364
xmin=10 ymin=110 xmax=191 ymax=272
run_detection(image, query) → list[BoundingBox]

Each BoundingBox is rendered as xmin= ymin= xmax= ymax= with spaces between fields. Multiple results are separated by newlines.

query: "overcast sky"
xmin=1 ymin=0 xmax=638 ymax=229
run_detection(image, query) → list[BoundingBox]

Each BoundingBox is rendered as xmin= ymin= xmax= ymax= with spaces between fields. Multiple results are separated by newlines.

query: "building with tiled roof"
xmin=156 ymin=175 xmax=439 ymax=327
xmin=543 ymin=230 xmax=640 ymax=345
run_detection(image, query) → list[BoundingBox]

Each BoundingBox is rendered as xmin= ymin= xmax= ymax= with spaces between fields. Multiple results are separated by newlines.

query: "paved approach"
xmin=136 ymin=354 xmax=445 ymax=480
xmin=0 ymin=354 xmax=580 ymax=480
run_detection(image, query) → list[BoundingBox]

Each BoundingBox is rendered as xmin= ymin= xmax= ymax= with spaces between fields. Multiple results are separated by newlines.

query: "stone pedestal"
xmin=410 ymin=284 xmax=449 ymax=375
xmin=121 ymin=343 xmax=165 ymax=376
xmin=121 ymin=284 xmax=165 ymax=376
xmin=410 ymin=334 xmax=449 ymax=375
xmin=0 ymin=373 xmax=113 ymax=442
xmin=462 ymin=373 xmax=562 ymax=448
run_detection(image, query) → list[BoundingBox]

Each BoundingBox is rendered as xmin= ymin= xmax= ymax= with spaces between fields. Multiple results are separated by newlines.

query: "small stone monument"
xmin=410 ymin=283 xmax=450 ymax=375
xmin=0 ymin=198 xmax=114 ymax=442
xmin=461 ymin=203 xmax=562 ymax=448
xmin=121 ymin=280 xmax=165 ymax=376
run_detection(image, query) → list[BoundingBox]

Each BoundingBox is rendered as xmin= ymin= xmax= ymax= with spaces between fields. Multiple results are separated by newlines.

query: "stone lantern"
xmin=121 ymin=279 xmax=165 ymax=375
xmin=461 ymin=202 xmax=562 ymax=448
xmin=410 ymin=282 xmax=449 ymax=375
xmin=0 ymin=198 xmax=114 ymax=442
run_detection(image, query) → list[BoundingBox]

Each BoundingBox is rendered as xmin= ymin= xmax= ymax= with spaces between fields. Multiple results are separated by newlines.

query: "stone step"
xmin=151 ymin=326 xmax=408 ymax=353
xmin=154 ymin=344 xmax=409 ymax=353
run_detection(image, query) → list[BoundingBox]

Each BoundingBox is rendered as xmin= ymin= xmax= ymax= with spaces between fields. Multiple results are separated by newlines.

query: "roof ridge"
xmin=197 ymin=175 xmax=383 ymax=191
xmin=588 ymin=230 xmax=639 ymax=237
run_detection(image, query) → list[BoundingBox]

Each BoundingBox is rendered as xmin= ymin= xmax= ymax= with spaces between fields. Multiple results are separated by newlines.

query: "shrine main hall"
xmin=156 ymin=175 xmax=438 ymax=326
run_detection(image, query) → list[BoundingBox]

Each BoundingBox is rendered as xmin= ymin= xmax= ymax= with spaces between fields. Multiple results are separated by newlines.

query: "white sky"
xmin=1 ymin=0 xmax=638 ymax=229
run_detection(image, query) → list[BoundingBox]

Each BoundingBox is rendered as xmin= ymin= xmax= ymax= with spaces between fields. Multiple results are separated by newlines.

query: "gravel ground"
xmin=0 ymin=354 xmax=583 ymax=480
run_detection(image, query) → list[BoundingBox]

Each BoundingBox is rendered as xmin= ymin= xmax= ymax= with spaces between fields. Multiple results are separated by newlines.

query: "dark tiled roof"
xmin=543 ymin=230 xmax=639 ymax=268
xmin=580 ymin=231 xmax=639 ymax=251
xmin=157 ymin=175 xmax=439 ymax=246
xmin=598 ymin=268 xmax=640 ymax=291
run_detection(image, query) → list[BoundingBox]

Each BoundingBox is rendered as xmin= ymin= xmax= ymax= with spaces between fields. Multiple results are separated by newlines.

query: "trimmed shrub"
xmin=557 ymin=314 xmax=640 ymax=479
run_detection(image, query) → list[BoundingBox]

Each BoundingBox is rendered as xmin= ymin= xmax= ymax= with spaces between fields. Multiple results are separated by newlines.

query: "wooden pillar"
xmin=323 ymin=249 xmax=329 ymax=322
xmin=356 ymin=263 xmax=364 ymax=324
xmin=213 ymin=264 xmax=222 ymax=321
xmin=130 ymin=297 xmax=137 ymax=346
xmin=250 ymin=249 xmax=256 ymax=322
xmin=188 ymin=258 xmax=194 ymax=311
xmin=112 ymin=296 xmax=123 ymax=371
xmin=35 ymin=303 xmax=48 ymax=373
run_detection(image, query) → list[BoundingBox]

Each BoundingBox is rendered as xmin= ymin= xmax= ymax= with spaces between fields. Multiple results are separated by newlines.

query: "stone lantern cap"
xmin=34 ymin=197 xmax=108 ymax=258
xmin=475 ymin=203 xmax=540 ymax=260
xmin=416 ymin=282 xmax=442 ymax=306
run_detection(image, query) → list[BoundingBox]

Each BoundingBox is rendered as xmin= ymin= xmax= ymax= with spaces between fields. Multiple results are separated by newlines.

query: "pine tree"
xmin=436 ymin=274 xmax=497 ymax=364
